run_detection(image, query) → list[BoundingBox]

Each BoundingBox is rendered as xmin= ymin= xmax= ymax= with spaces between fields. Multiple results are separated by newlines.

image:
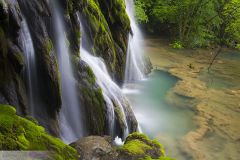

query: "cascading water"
xmin=51 ymin=1 xmax=84 ymax=143
xmin=19 ymin=19 xmax=38 ymax=115
xmin=79 ymin=17 xmax=129 ymax=138
xmin=124 ymin=0 xmax=145 ymax=82
xmin=124 ymin=0 xmax=147 ymax=133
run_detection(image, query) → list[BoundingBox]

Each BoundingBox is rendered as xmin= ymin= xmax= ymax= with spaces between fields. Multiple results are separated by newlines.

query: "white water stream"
xmin=124 ymin=0 xmax=145 ymax=82
xmin=79 ymin=17 xmax=129 ymax=138
xmin=51 ymin=1 xmax=84 ymax=143
xmin=19 ymin=19 xmax=37 ymax=115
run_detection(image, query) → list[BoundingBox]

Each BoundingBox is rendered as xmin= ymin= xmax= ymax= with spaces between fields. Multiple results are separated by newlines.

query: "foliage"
xmin=236 ymin=43 xmax=240 ymax=49
xmin=135 ymin=1 xmax=149 ymax=23
xmin=135 ymin=0 xmax=240 ymax=48
xmin=0 ymin=105 xmax=79 ymax=160
xmin=170 ymin=41 xmax=184 ymax=49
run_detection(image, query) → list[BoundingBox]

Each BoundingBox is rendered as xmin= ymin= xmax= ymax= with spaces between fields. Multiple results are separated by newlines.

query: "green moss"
xmin=122 ymin=139 xmax=152 ymax=155
xmin=75 ymin=29 xmax=81 ymax=46
xmin=25 ymin=115 xmax=38 ymax=125
xmin=82 ymin=0 xmax=117 ymax=70
xmin=80 ymin=84 xmax=105 ymax=134
xmin=170 ymin=41 xmax=184 ymax=49
xmin=0 ymin=105 xmax=79 ymax=159
xmin=112 ymin=0 xmax=130 ymax=30
xmin=236 ymin=43 xmax=240 ymax=49
xmin=86 ymin=66 xmax=96 ymax=85
xmin=113 ymin=101 xmax=125 ymax=132
xmin=0 ymin=105 xmax=16 ymax=115
xmin=17 ymin=134 xmax=29 ymax=149
xmin=118 ymin=133 xmax=171 ymax=160
xmin=43 ymin=38 xmax=54 ymax=55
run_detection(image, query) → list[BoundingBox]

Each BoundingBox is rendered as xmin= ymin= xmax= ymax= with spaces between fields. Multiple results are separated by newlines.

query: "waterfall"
xmin=125 ymin=0 xmax=145 ymax=82
xmin=79 ymin=17 xmax=129 ymax=138
xmin=124 ymin=0 xmax=145 ymax=134
xmin=19 ymin=18 xmax=38 ymax=116
xmin=51 ymin=1 xmax=83 ymax=143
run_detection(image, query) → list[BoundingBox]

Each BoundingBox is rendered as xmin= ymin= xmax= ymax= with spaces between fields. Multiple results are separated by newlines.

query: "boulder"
xmin=70 ymin=136 xmax=118 ymax=160
xmin=71 ymin=133 xmax=173 ymax=160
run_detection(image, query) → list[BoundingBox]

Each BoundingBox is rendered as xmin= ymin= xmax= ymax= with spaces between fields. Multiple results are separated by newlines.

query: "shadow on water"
xmin=124 ymin=70 xmax=197 ymax=159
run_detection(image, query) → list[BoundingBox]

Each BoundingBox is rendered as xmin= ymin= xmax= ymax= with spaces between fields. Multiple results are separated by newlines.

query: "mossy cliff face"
xmin=0 ymin=0 xmax=137 ymax=138
xmin=0 ymin=105 xmax=79 ymax=159
xmin=75 ymin=60 xmax=106 ymax=135
xmin=0 ymin=1 xmax=27 ymax=116
xmin=74 ymin=0 xmax=130 ymax=83
xmin=0 ymin=0 xmax=62 ymax=135
xmin=65 ymin=0 xmax=137 ymax=137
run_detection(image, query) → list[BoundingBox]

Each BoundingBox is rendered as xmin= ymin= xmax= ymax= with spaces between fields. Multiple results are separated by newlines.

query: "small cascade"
xmin=79 ymin=17 xmax=129 ymax=138
xmin=51 ymin=1 xmax=83 ymax=143
xmin=124 ymin=0 xmax=145 ymax=82
xmin=19 ymin=18 xmax=38 ymax=115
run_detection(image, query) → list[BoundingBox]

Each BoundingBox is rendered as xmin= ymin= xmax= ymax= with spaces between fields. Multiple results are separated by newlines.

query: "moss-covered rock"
xmin=95 ymin=0 xmax=130 ymax=82
xmin=71 ymin=133 xmax=174 ymax=160
xmin=0 ymin=104 xmax=79 ymax=160
xmin=118 ymin=133 xmax=174 ymax=160
xmin=81 ymin=0 xmax=117 ymax=70
xmin=75 ymin=60 xmax=106 ymax=135
xmin=78 ymin=0 xmax=130 ymax=83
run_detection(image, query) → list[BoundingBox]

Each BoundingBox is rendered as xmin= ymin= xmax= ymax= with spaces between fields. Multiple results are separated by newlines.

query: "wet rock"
xmin=70 ymin=136 xmax=118 ymax=160
xmin=71 ymin=133 xmax=172 ymax=160
xmin=17 ymin=0 xmax=61 ymax=136
xmin=76 ymin=60 xmax=106 ymax=136
xmin=1 ymin=0 xmax=138 ymax=139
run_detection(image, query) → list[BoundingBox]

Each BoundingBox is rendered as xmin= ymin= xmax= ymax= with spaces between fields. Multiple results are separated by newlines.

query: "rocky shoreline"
xmin=146 ymin=38 xmax=240 ymax=160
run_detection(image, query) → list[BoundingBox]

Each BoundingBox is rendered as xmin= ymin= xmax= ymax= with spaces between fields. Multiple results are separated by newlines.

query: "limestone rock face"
xmin=0 ymin=0 xmax=61 ymax=135
xmin=0 ymin=0 xmax=137 ymax=138
xmin=77 ymin=0 xmax=130 ymax=83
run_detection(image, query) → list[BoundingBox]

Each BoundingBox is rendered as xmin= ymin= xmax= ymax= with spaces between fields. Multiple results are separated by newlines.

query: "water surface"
xmin=198 ymin=50 xmax=240 ymax=89
xmin=124 ymin=70 xmax=197 ymax=159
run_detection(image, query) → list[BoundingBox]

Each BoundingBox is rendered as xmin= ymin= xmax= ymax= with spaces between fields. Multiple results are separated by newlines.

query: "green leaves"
xmin=135 ymin=1 xmax=149 ymax=23
xmin=134 ymin=0 xmax=240 ymax=48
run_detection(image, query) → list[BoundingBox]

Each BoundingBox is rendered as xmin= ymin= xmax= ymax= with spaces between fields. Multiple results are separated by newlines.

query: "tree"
xmin=134 ymin=0 xmax=240 ymax=48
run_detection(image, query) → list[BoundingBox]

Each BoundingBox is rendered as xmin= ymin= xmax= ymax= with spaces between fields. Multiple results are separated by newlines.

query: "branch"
xmin=208 ymin=47 xmax=222 ymax=72
xmin=205 ymin=3 xmax=240 ymax=25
